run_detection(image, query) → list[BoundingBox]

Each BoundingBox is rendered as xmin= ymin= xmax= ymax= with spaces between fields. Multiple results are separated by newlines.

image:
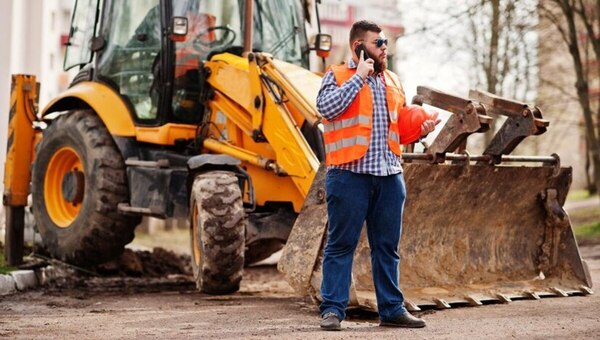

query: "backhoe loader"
xmin=5 ymin=0 xmax=328 ymax=294
xmin=3 ymin=0 xmax=592 ymax=311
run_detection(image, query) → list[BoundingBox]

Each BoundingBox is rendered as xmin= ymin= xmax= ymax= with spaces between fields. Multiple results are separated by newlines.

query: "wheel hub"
xmin=61 ymin=170 xmax=85 ymax=204
xmin=44 ymin=146 xmax=84 ymax=228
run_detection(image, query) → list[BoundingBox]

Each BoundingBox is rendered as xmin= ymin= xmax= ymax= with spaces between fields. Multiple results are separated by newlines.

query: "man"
xmin=317 ymin=20 xmax=439 ymax=331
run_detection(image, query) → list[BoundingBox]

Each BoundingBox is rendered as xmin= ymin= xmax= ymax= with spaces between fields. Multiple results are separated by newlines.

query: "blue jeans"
xmin=319 ymin=168 xmax=407 ymax=321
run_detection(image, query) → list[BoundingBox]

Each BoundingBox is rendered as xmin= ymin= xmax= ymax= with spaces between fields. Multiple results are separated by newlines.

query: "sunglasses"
xmin=375 ymin=38 xmax=388 ymax=47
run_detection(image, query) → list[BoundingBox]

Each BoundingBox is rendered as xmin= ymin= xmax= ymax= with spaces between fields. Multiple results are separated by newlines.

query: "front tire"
xmin=32 ymin=110 xmax=139 ymax=265
xmin=190 ymin=171 xmax=245 ymax=294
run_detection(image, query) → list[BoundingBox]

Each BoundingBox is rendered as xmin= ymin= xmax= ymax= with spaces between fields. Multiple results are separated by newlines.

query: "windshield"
xmin=178 ymin=0 xmax=308 ymax=67
xmin=252 ymin=0 xmax=308 ymax=67
xmin=169 ymin=0 xmax=309 ymax=123
xmin=96 ymin=0 xmax=310 ymax=122
xmin=97 ymin=0 xmax=162 ymax=121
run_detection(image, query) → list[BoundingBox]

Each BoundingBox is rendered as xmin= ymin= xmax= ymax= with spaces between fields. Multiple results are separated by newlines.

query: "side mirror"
xmin=170 ymin=16 xmax=188 ymax=42
xmin=312 ymin=33 xmax=332 ymax=58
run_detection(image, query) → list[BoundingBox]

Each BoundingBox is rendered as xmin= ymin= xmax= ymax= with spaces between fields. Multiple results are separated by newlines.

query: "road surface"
xmin=1 ymin=244 xmax=599 ymax=339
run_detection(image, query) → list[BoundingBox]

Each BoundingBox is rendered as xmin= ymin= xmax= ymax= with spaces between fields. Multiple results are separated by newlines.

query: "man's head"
xmin=349 ymin=20 xmax=388 ymax=73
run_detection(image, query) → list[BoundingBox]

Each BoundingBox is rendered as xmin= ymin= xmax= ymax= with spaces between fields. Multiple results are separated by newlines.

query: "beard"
xmin=373 ymin=56 xmax=387 ymax=74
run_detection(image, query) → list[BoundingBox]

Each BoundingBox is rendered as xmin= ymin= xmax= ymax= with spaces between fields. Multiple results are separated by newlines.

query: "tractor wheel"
xmin=31 ymin=110 xmax=139 ymax=266
xmin=190 ymin=171 xmax=245 ymax=294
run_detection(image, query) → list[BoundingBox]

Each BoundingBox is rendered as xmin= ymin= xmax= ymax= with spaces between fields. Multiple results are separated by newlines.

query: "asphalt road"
xmin=1 ymin=244 xmax=599 ymax=339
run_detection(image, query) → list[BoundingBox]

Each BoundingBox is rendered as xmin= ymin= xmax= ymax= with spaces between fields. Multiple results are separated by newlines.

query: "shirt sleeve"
xmin=316 ymin=70 xmax=365 ymax=121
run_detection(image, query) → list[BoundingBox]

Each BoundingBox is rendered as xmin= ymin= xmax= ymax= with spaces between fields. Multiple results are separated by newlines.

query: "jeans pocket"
xmin=326 ymin=168 xmax=346 ymax=178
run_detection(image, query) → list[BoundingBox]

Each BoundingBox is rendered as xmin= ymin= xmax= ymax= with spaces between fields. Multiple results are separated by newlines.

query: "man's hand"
xmin=420 ymin=117 xmax=442 ymax=137
xmin=356 ymin=50 xmax=374 ymax=80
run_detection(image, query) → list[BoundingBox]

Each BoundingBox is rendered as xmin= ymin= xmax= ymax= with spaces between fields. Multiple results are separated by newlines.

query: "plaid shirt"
xmin=317 ymin=60 xmax=402 ymax=176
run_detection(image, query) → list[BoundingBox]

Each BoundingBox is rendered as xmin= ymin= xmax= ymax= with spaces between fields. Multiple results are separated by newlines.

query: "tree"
xmin=539 ymin=0 xmax=600 ymax=195
xmin=463 ymin=0 xmax=539 ymax=145
xmin=398 ymin=0 xmax=539 ymax=150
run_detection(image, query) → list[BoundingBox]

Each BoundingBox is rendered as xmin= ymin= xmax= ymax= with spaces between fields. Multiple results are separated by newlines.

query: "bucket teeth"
xmin=434 ymin=298 xmax=451 ymax=309
xmin=524 ymin=291 xmax=541 ymax=300
xmin=550 ymin=287 xmax=569 ymax=297
xmin=465 ymin=296 xmax=483 ymax=307
xmin=404 ymin=300 xmax=421 ymax=312
xmin=579 ymin=286 xmax=594 ymax=295
xmin=496 ymin=294 xmax=511 ymax=303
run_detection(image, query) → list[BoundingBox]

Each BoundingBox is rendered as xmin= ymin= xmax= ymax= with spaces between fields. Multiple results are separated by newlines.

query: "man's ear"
xmin=351 ymin=40 xmax=361 ymax=58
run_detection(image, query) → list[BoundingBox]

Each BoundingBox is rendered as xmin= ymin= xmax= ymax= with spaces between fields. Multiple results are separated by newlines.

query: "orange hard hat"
xmin=398 ymin=105 xmax=439 ymax=144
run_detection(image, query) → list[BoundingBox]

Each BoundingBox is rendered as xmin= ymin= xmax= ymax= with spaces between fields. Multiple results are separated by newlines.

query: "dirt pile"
xmin=95 ymin=247 xmax=192 ymax=277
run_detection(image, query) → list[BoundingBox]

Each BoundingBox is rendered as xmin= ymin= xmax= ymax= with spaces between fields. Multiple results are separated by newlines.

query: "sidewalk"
xmin=0 ymin=265 xmax=71 ymax=296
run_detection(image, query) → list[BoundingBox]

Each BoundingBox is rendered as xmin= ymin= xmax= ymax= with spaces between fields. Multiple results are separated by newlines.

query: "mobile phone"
xmin=354 ymin=43 xmax=371 ymax=61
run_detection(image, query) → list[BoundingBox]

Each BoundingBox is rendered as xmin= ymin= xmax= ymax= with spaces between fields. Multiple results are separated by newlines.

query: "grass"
xmin=0 ymin=253 xmax=17 ymax=275
xmin=569 ymin=206 xmax=600 ymax=225
xmin=566 ymin=189 xmax=592 ymax=202
xmin=570 ymin=204 xmax=600 ymax=243
xmin=575 ymin=221 xmax=600 ymax=238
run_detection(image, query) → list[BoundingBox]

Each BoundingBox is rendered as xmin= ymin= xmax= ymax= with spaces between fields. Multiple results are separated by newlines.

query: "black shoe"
xmin=320 ymin=312 xmax=341 ymax=331
xmin=380 ymin=311 xmax=426 ymax=328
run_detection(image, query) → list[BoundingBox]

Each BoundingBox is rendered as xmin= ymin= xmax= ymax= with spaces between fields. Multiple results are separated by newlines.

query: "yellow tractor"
xmin=3 ymin=0 xmax=592 ymax=309
xmin=5 ymin=0 xmax=327 ymax=294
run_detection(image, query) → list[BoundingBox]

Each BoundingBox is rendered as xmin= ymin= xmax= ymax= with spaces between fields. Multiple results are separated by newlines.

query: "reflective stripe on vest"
xmin=389 ymin=130 xmax=400 ymax=143
xmin=322 ymin=115 xmax=371 ymax=133
xmin=325 ymin=135 xmax=369 ymax=153
xmin=323 ymin=64 xmax=404 ymax=165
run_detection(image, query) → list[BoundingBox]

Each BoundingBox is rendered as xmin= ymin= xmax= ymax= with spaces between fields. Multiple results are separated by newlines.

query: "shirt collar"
xmin=347 ymin=59 xmax=358 ymax=69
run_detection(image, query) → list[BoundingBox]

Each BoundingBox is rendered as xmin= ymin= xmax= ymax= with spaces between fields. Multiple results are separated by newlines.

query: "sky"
xmin=393 ymin=0 xmax=476 ymax=145
xmin=395 ymin=0 xmax=473 ymax=100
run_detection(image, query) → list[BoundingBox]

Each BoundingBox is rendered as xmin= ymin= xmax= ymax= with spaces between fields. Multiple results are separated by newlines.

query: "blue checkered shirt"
xmin=317 ymin=60 xmax=403 ymax=176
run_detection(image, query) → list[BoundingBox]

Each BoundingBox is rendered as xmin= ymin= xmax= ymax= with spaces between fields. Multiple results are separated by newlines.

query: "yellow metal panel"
xmin=41 ymin=81 xmax=136 ymax=137
xmin=210 ymin=53 xmax=250 ymax=71
xmin=248 ymin=55 xmax=264 ymax=134
xmin=204 ymin=54 xmax=253 ymax=114
xmin=202 ymin=138 xmax=271 ymax=169
xmin=4 ymin=75 xmax=38 ymax=206
xmin=244 ymin=163 xmax=305 ymax=212
xmin=208 ymin=92 xmax=253 ymax=136
xmin=135 ymin=124 xmax=197 ymax=145
xmin=271 ymin=59 xmax=323 ymax=124
xmin=201 ymin=137 xmax=304 ymax=211
xmin=259 ymin=94 xmax=319 ymax=196
xmin=205 ymin=53 xmax=320 ymax=198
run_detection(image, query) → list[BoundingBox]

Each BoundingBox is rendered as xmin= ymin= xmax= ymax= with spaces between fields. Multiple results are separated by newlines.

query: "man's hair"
xmin=349 ymin=20 xmax=382 ymax=44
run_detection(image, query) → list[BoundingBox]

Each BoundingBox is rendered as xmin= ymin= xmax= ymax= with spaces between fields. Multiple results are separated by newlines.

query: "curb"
xmin=0 ymin=266 xmax=67 ymax=296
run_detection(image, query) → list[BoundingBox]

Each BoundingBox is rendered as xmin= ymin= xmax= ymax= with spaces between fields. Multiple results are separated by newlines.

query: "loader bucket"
xmin=279 ymin=161 xmax=593 ymax=311
xmin=278 ymin=87 xmax=593 ymax=311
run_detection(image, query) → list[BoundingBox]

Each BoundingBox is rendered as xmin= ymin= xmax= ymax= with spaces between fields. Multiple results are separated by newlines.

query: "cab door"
xmin=95 ymin=0 xmax=164 ymax=123
xmin=64 ymin=0 xmax=100 ymax=71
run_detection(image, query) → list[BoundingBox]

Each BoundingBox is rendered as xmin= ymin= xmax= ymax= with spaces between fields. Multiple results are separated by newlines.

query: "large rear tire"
xmin=190 ymin=171 xmax=245 ymax=294
xmin=31 ymin=110 xmax=139 ymax=266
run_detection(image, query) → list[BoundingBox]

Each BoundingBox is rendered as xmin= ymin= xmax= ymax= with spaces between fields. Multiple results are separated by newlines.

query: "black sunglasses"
xmin=375 ymin=38 xmax=388 ymax=47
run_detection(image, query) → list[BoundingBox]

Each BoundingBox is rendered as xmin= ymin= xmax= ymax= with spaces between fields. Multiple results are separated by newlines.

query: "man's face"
xmin=353 ymin=31 xmax=388 ymax=72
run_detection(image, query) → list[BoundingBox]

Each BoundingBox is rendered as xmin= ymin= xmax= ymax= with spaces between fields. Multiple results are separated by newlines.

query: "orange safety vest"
xmin=323 ymin=65 xmax=430 ymax=166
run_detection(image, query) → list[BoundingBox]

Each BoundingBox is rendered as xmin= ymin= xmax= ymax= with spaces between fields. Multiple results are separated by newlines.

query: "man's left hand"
xmin=420 ymin=118 xmax=441 ymax=137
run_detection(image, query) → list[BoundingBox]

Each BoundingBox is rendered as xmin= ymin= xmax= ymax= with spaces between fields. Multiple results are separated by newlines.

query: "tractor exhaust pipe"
xmin=243 ymin=0 xmax=253 ymax=55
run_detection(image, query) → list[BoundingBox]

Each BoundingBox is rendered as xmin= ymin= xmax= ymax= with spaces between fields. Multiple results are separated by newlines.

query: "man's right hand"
xmin=356 ymin=50 xmax=374 ymax=80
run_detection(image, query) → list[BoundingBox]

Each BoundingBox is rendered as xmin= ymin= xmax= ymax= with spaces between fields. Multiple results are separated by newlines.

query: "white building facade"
xmin=0 ymin=0 xmax=74 ymax=193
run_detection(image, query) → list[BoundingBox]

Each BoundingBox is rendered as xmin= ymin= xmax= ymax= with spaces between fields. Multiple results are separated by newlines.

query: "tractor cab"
xmin=64 ymin=0 xmax=315 ymax=126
